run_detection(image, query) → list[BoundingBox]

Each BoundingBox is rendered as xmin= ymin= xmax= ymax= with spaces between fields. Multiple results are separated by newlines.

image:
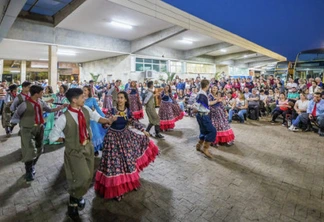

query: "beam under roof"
xmin=54 ymin=0 xmax=87 ymax=27
xmin=214 ymin=51 xmax=255 ymax=64
xmin=184 ymin=42 xmax=232 ymax=59
xmin=131 ymin=26 xmax=186 ymax=53
xmin=234 ymin=56 xmax=273 ymax=65
xmin=248 ymin=60 xmax=277 ymax=68
xmin=0 ymin=0 xmax=26 ymax=41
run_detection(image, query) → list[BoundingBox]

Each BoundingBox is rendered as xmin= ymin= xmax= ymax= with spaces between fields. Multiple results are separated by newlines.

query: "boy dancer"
xmin=49 ymin=88 xmax=116 ymax=220
xmin=144 ymin=81 xmax=164 ymax=138
xmin=11 ymin=85 xmax=66 ymax=182
xmin=10 ymin=81 xmax=32 ymax=112
xmin=193 ymin=79 xmax=216 ymax=158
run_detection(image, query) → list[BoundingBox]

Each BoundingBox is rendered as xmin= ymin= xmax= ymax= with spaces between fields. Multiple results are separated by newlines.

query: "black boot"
xmin=67 ymin=203 xmax=79 ymax=221
xmin=70 ymin=196 xmax=86 ymax=211
xmin=5 ymin=127 xmax=11 ymax=136
xmin=155 ymin=125 xmax=164 ymax=139
xmin=25 ymin=161 xmax=34 ymax=183
xmin=32 ymin=156 xmax=40 ymax=176
xmin=146 ymin=123 xmax=153 ymax=133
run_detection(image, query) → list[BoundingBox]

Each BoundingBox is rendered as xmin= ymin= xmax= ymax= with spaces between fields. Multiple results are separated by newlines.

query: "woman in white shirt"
xmin=293 ymin=92 xmax=309 ymax=118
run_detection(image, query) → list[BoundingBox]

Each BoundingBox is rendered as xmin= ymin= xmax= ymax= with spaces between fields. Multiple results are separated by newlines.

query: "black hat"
xmin=7 ymin=84 xmax=17 ymax=92
xmin=89 ymin=80 xmax=94 ymax=83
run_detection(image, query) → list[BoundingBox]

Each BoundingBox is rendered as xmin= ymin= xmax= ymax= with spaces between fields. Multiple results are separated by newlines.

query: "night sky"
xmin=162 ymin=0 xmax=324 ymax=61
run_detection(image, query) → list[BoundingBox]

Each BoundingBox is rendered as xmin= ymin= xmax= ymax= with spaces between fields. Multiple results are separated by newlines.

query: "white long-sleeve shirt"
xmin=49 ymin=106 xmax=101 ymax=143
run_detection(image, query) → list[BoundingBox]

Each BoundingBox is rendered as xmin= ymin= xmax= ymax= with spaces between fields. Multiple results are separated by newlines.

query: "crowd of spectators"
xmin=1 ymin=74 xmax=324 ymax=136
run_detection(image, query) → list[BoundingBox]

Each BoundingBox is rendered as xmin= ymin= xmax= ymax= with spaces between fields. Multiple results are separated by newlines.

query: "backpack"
xmin=248 ymin=108 xmax=258 ymax=120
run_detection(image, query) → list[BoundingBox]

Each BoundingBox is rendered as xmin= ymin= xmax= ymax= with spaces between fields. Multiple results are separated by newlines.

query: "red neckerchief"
xmin=12 ymin=92 xmax=17 ymax=98
xmin=21 ymin=93 xmax=30 ymax=100
xmin=27 ymin=98 xmax=44 ymax=124
xmin=68 ymin=106 xmax=88 ymax=145
xmin=115 ymin=86 xmax=120 ymax=92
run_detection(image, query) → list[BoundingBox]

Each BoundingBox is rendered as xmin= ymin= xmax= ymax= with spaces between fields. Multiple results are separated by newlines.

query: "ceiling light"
xmin=180 ymin=39 xmax=193 ymax=44
xmin=31 ymin=65 xmax=48 ymax=68
xmin=244 ymin=55 xmax=247 ymax=58
xmin=220 ymin=49 xmax=227 ymax=53
xmin=11 ymin=70 xmax=20 ymax=73
xmin=110 ymin=21 xmax=133 ymax=29
xmin=39 ymin=58 xmax=48 ymax=61
xmin=57 ymin=51 xmax=76 ymax=56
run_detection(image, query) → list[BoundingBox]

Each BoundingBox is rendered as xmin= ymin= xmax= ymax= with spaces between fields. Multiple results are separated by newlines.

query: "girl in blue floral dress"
xmin=95 ymin=91 xmax=159 ymax=201
xmin=83 ymin=85 xmax=107 ymax=157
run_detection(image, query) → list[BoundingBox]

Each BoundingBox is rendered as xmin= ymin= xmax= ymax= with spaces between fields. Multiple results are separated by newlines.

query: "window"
xmin=170 ymin=61 xmax=182 ymax=73
xmin=136 ymin=58 xmax=168 ymax=72
xmin=186 ymin=63 xmax=214 ymax=74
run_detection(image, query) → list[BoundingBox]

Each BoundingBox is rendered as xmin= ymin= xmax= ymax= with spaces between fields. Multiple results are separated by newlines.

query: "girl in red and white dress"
xmin=127 ymin=81 xmax=144 ymax=120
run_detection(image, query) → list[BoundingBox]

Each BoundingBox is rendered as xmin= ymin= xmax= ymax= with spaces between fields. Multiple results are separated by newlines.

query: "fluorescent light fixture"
xmin=244 ymin=55 xmax=247 ymax=58
xmin=31 ymin=65 xmax=48 ymax=68
xmin=39 ymin=58 xmax=48 ymax=61
xmin=11 ymin=70 xmax=20 ymax=73
xmin=180 ymin=38 xmax=193 ymax=44
xmin=220 ymin=49 xmax=227 ymax=53
xmin=110 ymin=21 xmax=133 ymax=29
xmin=57 ymin=51 xmax=76 ymax=56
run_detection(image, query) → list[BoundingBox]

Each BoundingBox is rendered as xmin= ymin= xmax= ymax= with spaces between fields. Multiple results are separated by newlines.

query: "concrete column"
xmin=48 ymin=45 xmax=58 ymax=91
xmin=0 ymin=59 xmax=3 ymax=81
xmin=20 ymin=60 xmax=26 ymax=82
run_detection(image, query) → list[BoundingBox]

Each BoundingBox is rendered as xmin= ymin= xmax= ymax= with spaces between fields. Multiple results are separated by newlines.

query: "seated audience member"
xmin=289 ymin=92 xmax=309 ymax=131
xmin=271 ymin=93 xmax=292 ymax=125
xmin=287 ymin=87 xmax=300 ymax=102
xmin=287 ymin=77 xmax=298 ymax=92
xmin=259 ymin=89 xmax=267 ymax=116
xmin=298 ymin=92 xmax=324 ymax=136
xmin=265 ymin=89 xmax=276 ymax=115
xmin=247 ymin=88 xmax=260 ymax=120
xmin=224 ymin=92 xmax=235 ymax=112
xmin=228 ymin=92 xmax=248 ymax=123
xmin=243 ymin=87 xmax=251 ymax=100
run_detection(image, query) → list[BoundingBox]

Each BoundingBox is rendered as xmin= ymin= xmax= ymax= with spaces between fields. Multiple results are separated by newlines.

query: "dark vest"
xmin=63 ymin=107 xmax=92 ymax=150
xmin=20 ymin=101 xmax=41 ymax=127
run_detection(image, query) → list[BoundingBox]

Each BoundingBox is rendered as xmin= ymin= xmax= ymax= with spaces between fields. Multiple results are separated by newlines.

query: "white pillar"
xmin=20 ymin=60 xmax=26 ymax=82
xmin=48 ymin=45 xmax=58 ymax=91
xmin=0 ymin=59 xmax=3 ymax=81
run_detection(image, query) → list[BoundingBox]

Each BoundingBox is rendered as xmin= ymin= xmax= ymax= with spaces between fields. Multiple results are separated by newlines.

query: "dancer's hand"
xmin=143 ymin=131 xmax=150 ymax=137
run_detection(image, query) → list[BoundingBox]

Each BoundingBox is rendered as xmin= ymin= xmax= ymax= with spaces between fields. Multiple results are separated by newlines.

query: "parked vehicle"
xmin=293 ymin=48 xmax=324 ymax=81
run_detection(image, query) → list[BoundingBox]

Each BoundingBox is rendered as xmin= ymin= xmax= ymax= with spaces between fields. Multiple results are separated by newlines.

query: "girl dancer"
xmin=42 ymin=86 xmax=56 ymax=144
xmin=53 ymin=84 xmax=69 ymax=119
xmin=102 ymin=82 xmax=113 ymax=113
xmin=127 ymin=81 xmax=144 ymax=120
xmin=158 ymin=85 xmax=185 ymax=131
xmin=208 ymin=86 xmax=235 ymax=146
xmin=83 ymin=85 xmax=107 ymax=157
xmin=95 ymin=91 xmax=159 ymax=201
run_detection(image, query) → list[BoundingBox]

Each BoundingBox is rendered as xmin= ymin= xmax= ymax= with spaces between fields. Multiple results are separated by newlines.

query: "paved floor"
xmin=0 ymin=115 xmax=324 ymax=222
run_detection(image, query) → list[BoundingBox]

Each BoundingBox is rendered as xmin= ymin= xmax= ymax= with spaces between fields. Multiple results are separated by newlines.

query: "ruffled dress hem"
xmin=94 ymin=140 xmax=159 ymax=199
xmin=213 ymin=128 xmax=235 ymax=144
xmin=160 ymin=111 xmax=185 ymax=130
xmin=132 ymin=109 xmax=144 ymax=120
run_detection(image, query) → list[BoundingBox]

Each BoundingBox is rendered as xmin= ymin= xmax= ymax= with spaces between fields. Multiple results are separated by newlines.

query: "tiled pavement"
xmin=1 ymin=115 xmax=324 ymax=222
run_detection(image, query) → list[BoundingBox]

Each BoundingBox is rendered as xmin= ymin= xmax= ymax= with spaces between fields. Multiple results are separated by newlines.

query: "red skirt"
xmin=94 ymin=127 xmax=158 ymax=199
xmin=158 ymin=101 xmax=185 ymax=130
